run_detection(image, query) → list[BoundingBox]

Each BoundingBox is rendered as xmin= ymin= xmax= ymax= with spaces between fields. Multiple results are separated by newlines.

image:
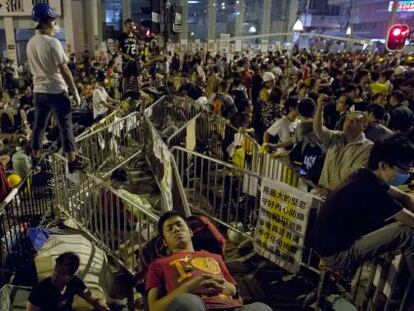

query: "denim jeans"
xmin=166 ymin=293 xmax=273 ymax=311
xmin=32 ymin=92 xmax=76 ymax=153
xmin=324 ymin=222 xmax=414 ymax=279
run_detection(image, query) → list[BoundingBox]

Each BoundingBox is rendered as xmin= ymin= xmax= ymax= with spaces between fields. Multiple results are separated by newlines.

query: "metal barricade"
xmin=0 ymin=172 xmax=52 ymax=282
xmin=163 ymin=110 xmax=306 ymax=190
xmin=76 ymin=99 xmax=138 ymax=141
xmin=145 ymin=95 xmax=202 ymax=139
xmin=76 ymin=112 xmax=144 ymax=175
xmin=142 ymin=117 xmax=191 ymax=215
xmin=0 ymin=284 xmax=32 ymax=311
xmin=171 ymin=145 xmax=412 ymax=310
xmin=171 ymin=146 xmax=319 ymax=239
xmin=52 ymin=153 xmax=159 ymax=273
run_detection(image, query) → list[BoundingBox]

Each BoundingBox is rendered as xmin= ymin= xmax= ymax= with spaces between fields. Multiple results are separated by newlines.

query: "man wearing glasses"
xmin=309 ymin=134 xmax=414 ymax=280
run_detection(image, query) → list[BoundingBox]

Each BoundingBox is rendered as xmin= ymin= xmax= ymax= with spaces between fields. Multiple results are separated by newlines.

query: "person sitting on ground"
xmin=388 ymin=105 xmax=414 ymax=137
xmin=365 ymin=104 xmax=393 ymax=143
xmin=178 ymin=74 xmax=204 ymax=100
xmin=308 ymin=134 xmax=414 ymax=281
xmin=313 ymin=94 xmax=373 ymax=195
xmin=92 ymin=71 xmax=121 ymax=121
xmin=334 ymin=95 xmax=353 ymax=131
xmin=26 ymin=252 xmax=110 ymax=311
xmin=266 ymin=97 xmax=315 ymax=158
xmin=263 ymin=96 xmax=299 ymax=156
xmin=146 ymin=211 xmax=273 ymax=311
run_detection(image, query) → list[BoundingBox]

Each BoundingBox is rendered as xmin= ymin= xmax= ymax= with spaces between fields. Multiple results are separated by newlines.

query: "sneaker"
xmin=68 ymin=158 xmax=87 ymax=173
xmin=31 ymin=156 xmax=41 ymax=173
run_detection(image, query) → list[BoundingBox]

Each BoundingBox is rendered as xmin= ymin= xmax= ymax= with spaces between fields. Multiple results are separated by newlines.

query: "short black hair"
xmin=298 ymin=98 xmax=316 ymax=118
xmin=340 ymin=95 xmax=354 ymax=110
xmin=368 ymin=134 xmax=414 ymax=170
xmin=284 ymin=96 xmax=299 ymax=114
xmin=55 ymin=252 xmax=80 ymax=275
xmin=344 ymin=83 xmax=357 ymax=93
xmin=388 ymin=106 xmax=414 ymax=133
xmin=371 ymin=71 xmax=380 ymax=82
xmin=158 ymin=211 xmax=188 ymax=239
xmin=111 ymin=168 xmax=128 ymax=182
xmin=367 ymin=103 xmax=385 ymax=120
xmin=124 ymin=18 xmax=133 ymax=26
xmin=372 ymin=93 xmax=385 ymax=103
xmin=390 ymin=90 xmax=406 ymax=103
xmin=96 ymin=70 xmax=106 ymax=83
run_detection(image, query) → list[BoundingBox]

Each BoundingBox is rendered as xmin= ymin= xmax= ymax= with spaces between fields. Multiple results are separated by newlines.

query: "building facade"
xmin=0 ymin=0 xmax=301 ymax=64
xmin=329 ymin=0 xmax=414 ymax=39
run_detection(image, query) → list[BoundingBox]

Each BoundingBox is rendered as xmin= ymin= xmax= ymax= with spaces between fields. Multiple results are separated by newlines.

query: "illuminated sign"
xmin=388 ymin=1 xmax=414 ymax=12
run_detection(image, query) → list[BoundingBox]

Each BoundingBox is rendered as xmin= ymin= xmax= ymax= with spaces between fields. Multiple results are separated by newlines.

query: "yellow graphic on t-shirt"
xmin=191 ymin=257 xmax=221 ymax=275
xmin=170 ymin=259 xmax=192 ymax=283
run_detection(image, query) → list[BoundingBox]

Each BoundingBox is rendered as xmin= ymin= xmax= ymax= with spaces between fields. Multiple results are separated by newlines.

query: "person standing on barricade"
xmin=117 ymin=18 xmax=141 ymax=100
xmin=27 ymin=3 xmax=86 ymax=173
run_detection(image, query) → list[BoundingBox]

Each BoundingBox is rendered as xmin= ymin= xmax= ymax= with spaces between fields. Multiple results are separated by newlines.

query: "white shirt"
xmin=266 ymin=116 xmax=295 ymax=152
xmin=92 ymin=86 xmax=109 ymax=119
xmin=27 ymin=34 xmax=69 ymax=94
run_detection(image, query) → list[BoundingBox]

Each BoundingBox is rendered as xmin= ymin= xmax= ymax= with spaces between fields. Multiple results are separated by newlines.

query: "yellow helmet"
xmin=8 ymin=174 xmax=22 ymax=188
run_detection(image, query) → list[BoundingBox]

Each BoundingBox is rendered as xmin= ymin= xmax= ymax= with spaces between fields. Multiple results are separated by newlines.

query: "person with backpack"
xmin=146 ymin=211 xmax=272 ymax=311
xmin=209 ymin=80 xmax=237 ymax=120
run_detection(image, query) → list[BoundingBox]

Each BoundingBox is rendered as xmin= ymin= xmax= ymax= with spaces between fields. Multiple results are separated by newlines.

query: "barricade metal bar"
xmin=75 ymin=98 xmax=137 ymax=141
xmin=166 ymin=111 xmax=203 ymax=147
xmin=75 ymin=111 xmax=143 ymax=175
xmin=0 ymin=171 xmax=51 ymax=280
xmin=52 ymin=153 xmax=159 ymax=273
xmin=171 ymin=146 xmax=411 ymax=310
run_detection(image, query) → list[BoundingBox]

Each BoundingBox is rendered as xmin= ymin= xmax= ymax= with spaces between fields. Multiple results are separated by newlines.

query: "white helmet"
xmin=263 ymin=71 xmax=276 ymax=82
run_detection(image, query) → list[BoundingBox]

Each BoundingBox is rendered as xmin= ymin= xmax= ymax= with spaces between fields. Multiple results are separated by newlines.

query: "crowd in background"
xmin=2 ymin=43 xmax=414 ymax=200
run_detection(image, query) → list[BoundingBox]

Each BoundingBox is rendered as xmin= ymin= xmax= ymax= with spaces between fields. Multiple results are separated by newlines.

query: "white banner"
xmin=254 ymin=178 xmax=312 ymax=274
xmin=0 ymin=0 xmax=62 ymax=17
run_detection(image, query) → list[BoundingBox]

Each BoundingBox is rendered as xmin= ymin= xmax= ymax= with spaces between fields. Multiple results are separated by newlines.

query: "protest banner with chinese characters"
xmin=0 ymin=0 xmax=62 ymax=16
xmin=254 ymin=178 xmax=313 ymax=274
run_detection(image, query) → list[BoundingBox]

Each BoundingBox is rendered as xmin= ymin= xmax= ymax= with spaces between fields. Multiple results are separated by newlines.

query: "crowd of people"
xmin=1 ymin=2 xmax=414 ymax=310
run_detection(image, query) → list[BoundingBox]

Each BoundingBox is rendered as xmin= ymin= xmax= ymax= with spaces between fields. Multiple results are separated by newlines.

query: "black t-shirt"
xmin=28 ymin=276 xmax=87 ymax=311
xmin=308 ymin=168 xmax=403 ymax=257
xmin=118 ymin=32 xmax=138 ymax=59
xmin=179 ymin=83 xmax=203 ymax=100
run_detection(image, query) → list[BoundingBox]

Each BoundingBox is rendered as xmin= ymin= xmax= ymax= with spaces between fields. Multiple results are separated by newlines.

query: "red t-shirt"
xmin=0 ymin=162 xmax=10 ymax=202
xmin=241 ymin=70 xmax=253 ymax=90
xmin=146 ymin=250 xmax=242 ymax=310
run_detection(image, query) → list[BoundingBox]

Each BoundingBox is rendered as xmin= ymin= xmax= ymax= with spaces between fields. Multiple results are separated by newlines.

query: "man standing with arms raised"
xmin=27 ymin=3 xmax=85 ymax=173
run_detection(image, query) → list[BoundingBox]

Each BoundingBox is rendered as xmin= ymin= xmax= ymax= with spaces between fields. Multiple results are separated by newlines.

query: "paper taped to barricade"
xmin=161 ymin=149 xmax=173 ymax=211
xmin=242 ymin=174 xmax=259 ymax=197
xmin=254 ymin=178 xmax=312 ymax=274
xmin=186 ymin=118 xmax=196 ymax=151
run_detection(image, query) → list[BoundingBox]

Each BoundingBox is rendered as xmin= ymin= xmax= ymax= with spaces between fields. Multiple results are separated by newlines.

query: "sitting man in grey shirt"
xmin=313 ymin=94 xmax=373 ymax=195
xmin=365 ymin=104 xmax=393 ymax=143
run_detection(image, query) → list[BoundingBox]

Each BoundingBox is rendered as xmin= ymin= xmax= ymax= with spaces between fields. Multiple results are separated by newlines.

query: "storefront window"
xmin=242 ymin=0 xmax=263 ymax=36
xmin=103 ymin=0 xmax=122 ymax=40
